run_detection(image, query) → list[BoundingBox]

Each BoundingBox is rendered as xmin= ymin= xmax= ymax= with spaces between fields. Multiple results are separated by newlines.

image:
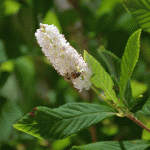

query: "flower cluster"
xmin=35 ymin=23 xmax=92 ymax=92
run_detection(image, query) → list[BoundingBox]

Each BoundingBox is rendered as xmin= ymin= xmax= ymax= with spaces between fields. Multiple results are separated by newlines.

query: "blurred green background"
xmin=0 ymin=0 xmax=150 ymax=149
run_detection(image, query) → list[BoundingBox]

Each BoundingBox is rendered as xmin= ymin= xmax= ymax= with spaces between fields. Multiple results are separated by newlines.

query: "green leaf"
xmin=135 ymin=98 xmax=150 ymax=124
xmin=141 ymin=98 xmax=150 ymax=116
xmin=13 ymin=103 xmax=116 ymax=140
xmin=52 ymin=137 xmax=71 ymax=150
xmin=14 ymin=56 xmax=36 ymax=113
xmin=123 ymin=79 xmax=147 ymax=109
xmin=135 ymin=98 xmax=150 ymax=140
xmin=115 ymin=12 xmax=138 ymax=34
xmin=0 ymin=71 xmax=10 ymax=88
xmin=119 ymin=29 xmax=142 ymax=101
xmin=142 ymin=123 xmax=150 ymax=140
xmin=71 ymin=140 xmax=150 ymax=150
xmin=122 ymin=0 xmax=150 ymax=33
xmin=123 ymin=79 xmax=133 ymax=108
xmin=0 ymin=100 xmax=22 ymax=142
xmin=0 ymin=40 xmax=7 ymax=63
xmin=124 ymin=80 xmax=147 ymax=109
xmin=84 ymin=50 xmax=124 ymax=107
xmin=97 ymin=49 xmax=121 ymax=80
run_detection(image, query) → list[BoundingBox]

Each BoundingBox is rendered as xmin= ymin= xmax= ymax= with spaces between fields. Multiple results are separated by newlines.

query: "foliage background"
xmin=0 ymin=0 xmax=150 ymax=149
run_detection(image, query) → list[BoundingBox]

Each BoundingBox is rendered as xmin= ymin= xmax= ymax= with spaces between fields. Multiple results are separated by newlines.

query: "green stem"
xmin=91 ymin=85 xmax=118 ymax=111
xmin=91 ymin=85 xmax=150 ymax=132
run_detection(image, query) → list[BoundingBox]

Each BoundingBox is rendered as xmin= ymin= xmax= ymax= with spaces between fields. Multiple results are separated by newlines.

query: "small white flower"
xmin=35 ymin=23 xmax=92 ymax=92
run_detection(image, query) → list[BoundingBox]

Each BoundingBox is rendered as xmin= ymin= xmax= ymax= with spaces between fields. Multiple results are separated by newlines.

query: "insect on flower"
xmin=64 ymin=71 xmax=81 ymax=81
xmin=71 ymin=71 xmax=81 ymax=79
xmin=64 ymin=72 xmax=71 ymax=81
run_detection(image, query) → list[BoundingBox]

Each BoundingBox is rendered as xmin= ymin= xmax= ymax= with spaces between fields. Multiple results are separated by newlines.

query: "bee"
xmin=71 ymin=71 xmax=81 ymax=79
xmin=64 ymin=72 xmax=71 ymax=81
xmin=64 ymin=71 xmax=81 ymax=81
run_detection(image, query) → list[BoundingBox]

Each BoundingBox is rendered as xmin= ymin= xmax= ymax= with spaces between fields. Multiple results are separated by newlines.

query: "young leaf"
xmin=119 ymin=29 xmax=141 ymax=101
xmin=135 ymin=97 xmax=150 ymax=125
xmin=123 ymin=79 xmax=133 ymax=108
xmin=84 ymin=50 xmax=124 ymax=107
xmin=13 ymin=103 xmax=116 ymax=140
xmin=141 ymin=97 xmax=150 ymax=116
xmin=111 ymin=75 xmax=120 ymax=96
xmin=122 ymin=0 xmax=150 ymax=33
xmin=71 ymin=140 xmax=150 ymax=150
xmin=97 ymin=49 xmax=121 ymax=80
xmin=135 ymin=98 xmax=150 ymax=140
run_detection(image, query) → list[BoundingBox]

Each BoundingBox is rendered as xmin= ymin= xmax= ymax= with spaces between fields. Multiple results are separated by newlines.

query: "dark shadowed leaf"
xmin=122 ymin=0 xmax=150 ymax=33
xmin=71 ymin=140 xmax=150 ymax=150
xmin=13 ymin=103 xmax=116 ymax=140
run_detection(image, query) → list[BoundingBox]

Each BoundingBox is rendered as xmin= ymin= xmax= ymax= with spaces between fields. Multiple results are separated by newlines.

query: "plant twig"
xmin=89 ymin=125 xmax=97 ymax=143
xmin=91 ymin=85 xmax=118 ymax=111
xmin=126 ymin=115 xmax=150 ymax=133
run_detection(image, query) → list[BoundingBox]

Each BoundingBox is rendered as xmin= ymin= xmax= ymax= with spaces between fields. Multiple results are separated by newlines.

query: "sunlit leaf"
xmin=52 ymin=137 xmax=71 ymax=150
xmin=142 ymin=123 xmax=150 ymax=140
xmin=84 ymin=50 xmax=124 ymax=107
xmin=119 ymin=29 xmax=141 ymax=101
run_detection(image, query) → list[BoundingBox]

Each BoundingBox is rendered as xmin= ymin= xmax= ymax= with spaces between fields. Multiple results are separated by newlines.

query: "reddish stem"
xmin=89 ymin=126 xmax=97 ymax=143
xmin=126 ymin=115 xmax=150 ymax=132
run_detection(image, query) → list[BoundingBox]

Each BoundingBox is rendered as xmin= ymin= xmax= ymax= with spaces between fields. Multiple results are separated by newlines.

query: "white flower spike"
xmin=35 ymin=23 xmax=92 ymax=92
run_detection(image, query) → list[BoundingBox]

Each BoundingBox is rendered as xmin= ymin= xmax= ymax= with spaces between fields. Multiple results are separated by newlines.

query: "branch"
xmin=126 ymin=115 xmax=150 ymax=133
